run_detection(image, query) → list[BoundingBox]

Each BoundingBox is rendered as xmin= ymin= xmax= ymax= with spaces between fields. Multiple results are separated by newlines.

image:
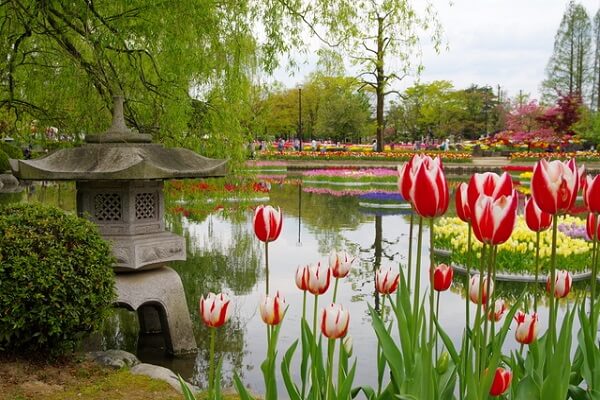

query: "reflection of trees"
xmin=12 ymin=182 xmax=77 ymax=211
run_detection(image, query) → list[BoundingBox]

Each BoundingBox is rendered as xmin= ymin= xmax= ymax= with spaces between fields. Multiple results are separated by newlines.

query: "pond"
xmin=3 ymin=178 xmax=584 ymax=395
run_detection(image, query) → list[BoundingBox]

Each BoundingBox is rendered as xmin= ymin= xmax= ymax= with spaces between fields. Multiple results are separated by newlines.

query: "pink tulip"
xmin=200 ymin=292 xmax=231 ymax=328
xmin=471 ymin=192 xmax=518 ymax=245
xmin=409 ymin=156 xmax=449 ymax=218
xmin=531 ymin=158 xmax=579 ymax=215
xmin=584 ymin=175 xmax=600 ymax=213
xmin=307 ymin=262 xmax=331 ymax=295
xmin=295 ymin=265 xmax=310 ymax=291
xmin=587 ymin=212 xmax=600 ymax=240
xmin=320 ymin=303 xmax=350 ymax=339
xmin=546 ymin=269 xmax=572 ymax=299
xmin=259 ymin=291 xmax=286 ymax=325
xmin=375 ymin=266 xmax=400 ymax=294
xmin=329 ymin=251 xmax=354 ymax=278
xmin=455 ymin=182 xmax=471 ymax=223
xmin=469 ymin=274 xmax=494 ymax=304
xmin=432 ymin=263 xmax=453 ymax=292
xmin=514 ymin=311 xmax=538 ymax=345
xmin=489 ymin=367 xmax=512 ymax=396
xmin=524 ymin=196 xmax=553 ymax=232
xmin=486 ymin=299 xmax=507 ymax=322
xmin=253 ymin=205 xmax=283 ymax=242
xmin=467 ymin=172 xmax=513 ymax=212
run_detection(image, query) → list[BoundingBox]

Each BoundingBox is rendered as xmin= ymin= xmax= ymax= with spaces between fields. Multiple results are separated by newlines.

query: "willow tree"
xmin=0 ymin=0 xmax=310 ymax=165
xmin=541 ymin=1 xmax=592 ymax=105
xmin=337 ymin=1 xmax=443 ymax=151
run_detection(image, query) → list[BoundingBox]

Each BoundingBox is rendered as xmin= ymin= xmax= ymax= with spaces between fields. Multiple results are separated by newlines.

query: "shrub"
xmin=0 ymin=142 xmax=22 ymax=159
xmin=0 ymin=203 xmax=116 ymax=355
xmin=0 ymin=150 xmax=8 ymax=172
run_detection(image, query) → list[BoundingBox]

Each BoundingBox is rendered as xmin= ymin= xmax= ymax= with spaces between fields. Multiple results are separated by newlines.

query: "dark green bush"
xmin=0 ymin=150 xmax=8 ymax=172
xmin=0 ymin=142 xmax=22 ymax=159
xmin=0 ymin=203 xmax=116 ymax=355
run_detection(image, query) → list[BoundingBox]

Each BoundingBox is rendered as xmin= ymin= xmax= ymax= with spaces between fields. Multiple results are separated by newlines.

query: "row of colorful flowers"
xmin=258 ymin=149 xmax=473 ymax=162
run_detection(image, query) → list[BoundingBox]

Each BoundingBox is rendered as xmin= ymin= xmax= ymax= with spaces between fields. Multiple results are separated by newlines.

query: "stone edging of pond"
xmin=87 ymin=349 xmax=199 ymax=394
xmin=433 ymin=248 xmax=596 ymax=283
xmin=358 ymin=202 xmax=411 ymax=209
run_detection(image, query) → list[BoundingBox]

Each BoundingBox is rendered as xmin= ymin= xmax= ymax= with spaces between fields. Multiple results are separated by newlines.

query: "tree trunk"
xmin=376 ymin=16 xmax=385 ymax=152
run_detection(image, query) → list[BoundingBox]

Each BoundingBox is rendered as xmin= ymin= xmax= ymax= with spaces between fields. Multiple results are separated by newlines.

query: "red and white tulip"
xmin=467 ymin=172 xmax=513 ymax=211
xmin=471 ymin=191 xmax=518 ymax=245
xmin=524 ymin=196 xmax=553 ymax=232
xmin=405 ymin=155 xmax=449 ymax=218
xmin=584 ymin=175 xmax=600 ymax=213
xmin=469 ymin=274 xmax=494 ymax=304
xmin=514 ymin=311 xmax=539 ymax=345
xmin=295 ymin=265 xmax=309 ymax=291
xmin=455 ymin=182 xmax=471 ymax=223
xmin=307 ymin=262 xmax=331 ymax=295
xmin=375 ymin=266 xmax=400 ymax=295
xmin=546 ymin=269 xmax=572 ymax=299
xmin=253 ymin=205 xmax=283 ymax=242
xmin=486 ymin=299 xmax=507 ymax=322
xmin=259 ymin=291 xmax=286 ymax=325
xmin=329 ymin=251 xmax=354 ymax=278
xmin=489 ymin=367 xmax=512 ymax=396
xmin=320 ymin=303 xmax=350 ymax=339
xmin=531 ymin=158 xmax=579 ymax=215
xmin=432 ymin=263 xmax=453 ymax=292
xmin=587 ymin=212 xmax=600 ymax=240
xmin=200 ymin=292 xmax=231 ymax=328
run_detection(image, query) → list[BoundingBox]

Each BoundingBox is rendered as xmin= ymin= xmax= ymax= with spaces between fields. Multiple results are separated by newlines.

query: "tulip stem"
xmin=429 ymin=217 xmax=435 ymax=344
xmin=325 ymin=338 xmax=336 ymax=400
xmin=265 ymin=241 xmax=270 ymax=296
xmin=474 ymin=244 xmax=487 ymax=377
xmin=549 ymin=216 xmax=558 ymax=349
xmin=482 ymin=244 xmax=494 ymax=367
xmin=591 ymin=212 xmax=599 ymax=332
xmin=303 ymin=291 xmax=307 ymax=322
xmin=435 ymin=291 xmax=440 ymax=359
xmin=208 ymin=327 xmax=216 ymax=399
xmin=333 ymin=278 xmax=339 ymax=304
xmin=412 ymin=216 xmax=424 ymax=346
xmin=490 ymin=246 xmax=498 ymax=347
xmin=337 ymin=337 xmax=345 ymax=396
xmin=407 ymin=212 xmax=414 ymax=291
xmin=534 ymin=231 xmax=541 ymax=313
xmin=462 ymin=223 xmax=472 ymax=398
xmin=312 ymin=294 xmax=319 ymax=396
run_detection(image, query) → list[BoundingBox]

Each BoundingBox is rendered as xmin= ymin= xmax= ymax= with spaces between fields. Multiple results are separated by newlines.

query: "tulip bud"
xmin=295 ymin=265 xmax=309 ymax=291
xmin=320 ymin=303 xmax=350 ymax=339
xmin=524 ymin=196 xmax=552 ymax=232
xmin=329 ymin=251 xmax=354 ymax=278
xmin=455 ymin=182 xmax=471 ymax=223
xmin=342 ymin=335 xmax=353 ymax=357
xmin=307 ymin=262 xmax=331 ymax=295
xmin=259 ymin=291 xmax=286 ymax=325
xmin=200 ymin=292 xmax=231 ymax=328
xmin=432 ymin=263 xmax=453 ymax=292
xmin=489 ymin=367 xmax=512 ymax=396
xmin=435 ymin=351 xmax=450 ymax=375
xmin=486 ymin=299 xmax=507 ymax=322
xmin=514 ymin=311 xmax=538 ymax=345
xmin=546 ymin=269 xmax=572 ymax=299
xmin=375 ymin=267 xmax=400 ymax=295
xmin=587 ymin=212 xmax=600 ymax=241
xmin=469 ymin=274 xmax=494 ymax=304
xmin=253 ymin=205 xmax=283 ymax=242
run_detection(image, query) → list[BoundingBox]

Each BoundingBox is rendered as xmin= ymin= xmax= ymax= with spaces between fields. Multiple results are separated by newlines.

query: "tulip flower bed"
xmin=434 ymin=216 xmax=592 ymax=274
xmin=257 ymin=149 xmax=472 ymax=163
xmin=510 ymin=150 xmax=600 ymax=162
xmin=303 ymin=168 xmax=398 ymax=184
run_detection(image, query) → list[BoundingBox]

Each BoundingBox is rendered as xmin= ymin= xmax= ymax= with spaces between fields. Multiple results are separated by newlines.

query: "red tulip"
xmin=455 ymin=182 xmax=471 ymax=223
xmin=307 ymin=262 xmax=331 ymax=295
xmin=471 ymin=191 xmax=518 ymax=245
xmin=253 ymin=205 xmax=283 ymax=242
xmin=397 ymin=162 xmax=412 ymax=202
xmin=409 ymin=156 xmax=449 ymax=218
xmin=546 ymin=269 xmax=572 ymax=299
xmin=469 ymin=274 xmax=493 ymax=304
xmin=489 ymin=367 xmax=512 ymax=396
xmin=295 ymin=265 xmax=309 ymax=291
xmin=375 ymin=266 xmax=400 ymax=294
xmin=514 ymin=311 xmax=538 ymax=344
xmin=200 ymin=292 xmax=231 ymax=328
xmin=587 ymin=212 xmax=600 ymax=240
xmin=531 ymin=158 xmax=579 ymax=215
xmin=584 ymin=175 xmax=600 ymax=213
xmin=486 ymin=299 xmax=507 ymax=322
xmin=320 ymin=303 xmax=350 ymax=339
xmin=329 ymin=251 xmax=354 ymax=278
xmin=467 ymin=172 xmax=513 ymax=212
xmin=432 ymin=263 xmax=453 ymax=292
xmin=524 ymin=196 xmax=553 ymax=232
xmin=260 ymin=291 xmax=286 ymax=325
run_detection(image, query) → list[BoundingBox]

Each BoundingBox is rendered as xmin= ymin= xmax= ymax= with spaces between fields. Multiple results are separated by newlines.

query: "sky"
xmin=271 ymin=0 xmax=600 ymax=101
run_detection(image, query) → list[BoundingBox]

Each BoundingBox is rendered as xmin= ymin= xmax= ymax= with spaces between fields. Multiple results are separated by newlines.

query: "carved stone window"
xmin=94 ymin=193 xmax=122 ymax=221
xmin=135 ymin=192 xmax=157 ymax=220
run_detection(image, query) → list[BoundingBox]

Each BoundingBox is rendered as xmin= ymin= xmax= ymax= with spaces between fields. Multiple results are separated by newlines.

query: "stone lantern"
xmin=10 ymin=97 xmax=227 ymax=355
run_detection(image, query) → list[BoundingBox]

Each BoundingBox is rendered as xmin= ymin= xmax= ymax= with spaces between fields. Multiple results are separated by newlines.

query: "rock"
xmin=87 ymin=349 xmax=140 ymax=369
xmin=130 ymin=363 xmax=200 ymax=394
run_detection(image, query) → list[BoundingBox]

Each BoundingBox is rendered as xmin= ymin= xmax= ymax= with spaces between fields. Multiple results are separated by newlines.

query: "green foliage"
xmin=0 ymin=142 xmax=22 ymax=159
xmin=0 ymin=149 xmax=9 ymax=172
xmin=0 ymin=203 xmax=115 ymax=355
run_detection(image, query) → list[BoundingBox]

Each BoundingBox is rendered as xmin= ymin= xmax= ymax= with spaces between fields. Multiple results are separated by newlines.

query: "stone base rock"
xmin=87 ymin=349 xmax=140 ymax=369
xmin=131 ymin=363 xmax=200 ymax=394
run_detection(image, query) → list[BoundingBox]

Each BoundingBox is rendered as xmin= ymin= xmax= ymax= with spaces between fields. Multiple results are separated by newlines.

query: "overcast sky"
xmin=272 ymin=0 xmax=600 ymax=101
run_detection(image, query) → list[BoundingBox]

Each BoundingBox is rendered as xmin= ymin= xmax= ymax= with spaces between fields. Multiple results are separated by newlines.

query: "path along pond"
xmin=4 ymin=175 xmax=588 ymax=395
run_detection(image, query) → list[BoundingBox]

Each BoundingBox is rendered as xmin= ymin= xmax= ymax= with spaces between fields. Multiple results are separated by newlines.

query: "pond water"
xmin=2 ymin=178 xmax=584 ymax=395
